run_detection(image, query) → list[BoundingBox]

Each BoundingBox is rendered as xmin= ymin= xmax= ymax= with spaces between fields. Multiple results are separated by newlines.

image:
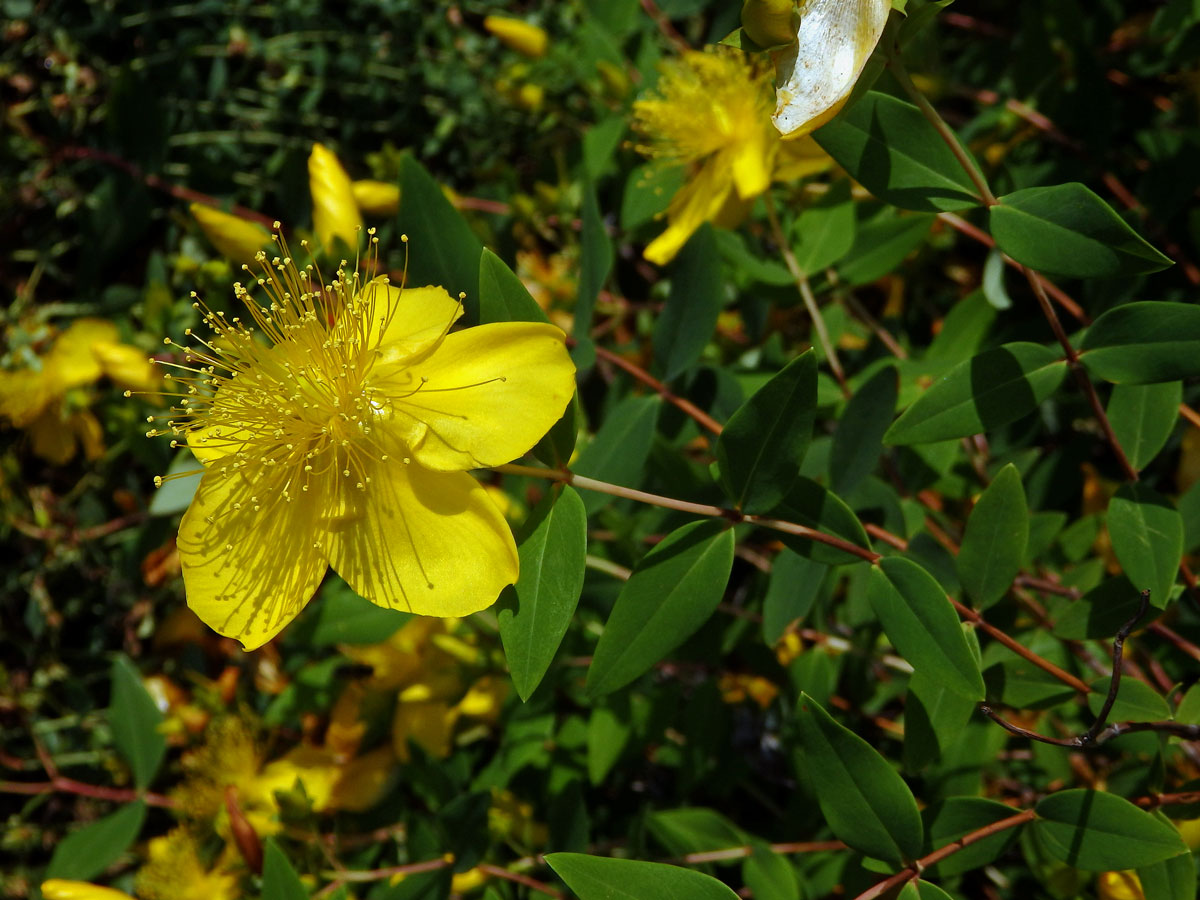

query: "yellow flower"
xmin=135 ymin=828 xmax=240 ymax=900
xmin=150 ymin=234 xmax=575 ymax=649
xmin=1097 ymin=871 xmax=1144 ymax=900
xmin=483 ymin=16 xmax=548 ymax=58
xmin=631 ymin=48 xmax=778 ymax=265
xmin=0 ymin=319 xmax=157 ymax=464
xmin=770 ymin=0 xmax=892 ymax=138
xmin=41 ymin=883 xmax=133 ymax=900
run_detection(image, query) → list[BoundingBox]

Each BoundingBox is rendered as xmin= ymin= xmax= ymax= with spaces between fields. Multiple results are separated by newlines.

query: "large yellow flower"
xmin=632 ymin=48 xmax=778 ymax=266
xmin=150 ymin=233 xmax=574 ymax=648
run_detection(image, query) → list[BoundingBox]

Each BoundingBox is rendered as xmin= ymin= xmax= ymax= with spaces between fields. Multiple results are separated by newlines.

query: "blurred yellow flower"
xmin=632 ymin=48 xmax=777 ymax=265
xmin=135 ymin=828 xmax=240 ymax=900
xmin=450 ymin=867 xmax=490 ymax=894
xmin=718 ymin=672 xmax=779 ymax=708
xmin=770 ymin=0 xmax=891 ymax=137
xmin=484 ymin=15 xmax=548 ymax=58
xmin=0 ymin=319 xmax=157 ymax=464
xmin=151 ymin=234 xmax=575 ymax=649
xmin=191 ymin=143 xmax=398 ymax=263
xmin=1097 ymin=870 xmax=1144 ymax=900
xmin=41 ymin=882 xmax=132 ymax=900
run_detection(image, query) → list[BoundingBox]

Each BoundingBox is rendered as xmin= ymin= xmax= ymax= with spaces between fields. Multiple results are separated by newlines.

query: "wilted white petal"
xmin=772 ymin=0 xmax=891 ymax=138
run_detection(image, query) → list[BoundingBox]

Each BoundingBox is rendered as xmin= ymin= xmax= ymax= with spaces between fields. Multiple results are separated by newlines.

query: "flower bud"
xmin=40 ymin=882 xmax=132 ymax=900
xmin=189 ymin=203 xmax=272 ymax=265
xmin=484 ymin=15 xmax=548 ymax=58
xmin=309 ymin=142 xmax=363 ymax=254
xmin=741 ymin=0 xmax=796 ymax=48
xmin=351 ymin=179 xmax=401 ymax=216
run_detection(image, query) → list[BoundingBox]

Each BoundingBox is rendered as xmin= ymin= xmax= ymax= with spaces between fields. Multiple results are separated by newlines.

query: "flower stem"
xmin=763 ymin=193 xmax=850 ymax=396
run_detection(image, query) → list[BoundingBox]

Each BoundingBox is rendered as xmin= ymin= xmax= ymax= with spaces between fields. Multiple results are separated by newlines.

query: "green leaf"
xmin=1033 ymin=790 xmax=1187 ymax=870
xmin=546 ymin=853 xmax=740 ymax=900
xmin=902 ymin=669 xmax=976 ymax=774
xmin=621 ymin=162 xmax=683 ymax=230
xmin=498 ymin=486 xmax=588 ymax=700
xmin=1079 ymin=302 xmax=1200 ymax=384
xmin=956 ymin=463 xmax=1028 ymax=609
xmin=1108 ymin=382 xmax=1181 ymax=470
xmin=762 ymin=550 xmax=826 ymax=643
xmin=45 ymin=800 xmax=146 ymax=881
xmin=717 ymin=350 xmax=817 ymax=513
xmin=310 ymin=580 xmax=411 ymax=646
xmin=654 ymin=225 xmax=724 ymax=381
xmin=923 ymin=797 xmax=1024 ymax=878
xmin=1086 ymin=675 xmax=1171 ymax=722
xmin=577 ymin=177 xmax=613 ymax=340
xmin=583 ymin=116 xmax=626 ymax=180
xmin=398 ymin=155 xmax=483 ymax=323
xmin=837 ymin=212 xmax=935 ymax=286
xmin=742 ymin=845 xmax=800 ymax=900
xmin=587 ymin=521 xmax=735 ymax=696
xmin=1053 ymin=577 xmax=1159 ymax=640
xmin=884 ymin=343 xmax=1066 ymax=445
xmin=830 ymin=364 xmax=898 ymax=495
xmin=478 ymin=248 xmax=550 ymax=324
xmin=1107 ymin=484 xmax=1183 ymax=609
xmin=587 ymin=700 xmax=632 ymax=784
xmin=868 ymin=558 xmax=985 ymax=700
xmin=109 ymin=655 xmax=166 ymax=788
xmin=791 ymin=181 xmax=857 ymax=275
xmin=1139 ymin=850 xmax=1198 ymax=900
xmin=897 ymin=882 xmax=957 ymax=900
xmin=989 ymin=183 xmax=1172 ymax=279
xmin=573 ymin=395 xmax=660 ymax=515
xmin=814 ymin=91 xmax=981 ymax=212
xmin=148 ymin=447 xmax=202 ymax=516
xmin=534 ymin=393 xmax=580 ymax=469
xmin=648 ymin=808 xmax=747 ymax=856
xmin=772 ymin=477 xmax=873 ymax=565
xmin=796 ymin=693 xmax=924 ymax=866
xmin=263 ymin=839 xmax=309 ymax=900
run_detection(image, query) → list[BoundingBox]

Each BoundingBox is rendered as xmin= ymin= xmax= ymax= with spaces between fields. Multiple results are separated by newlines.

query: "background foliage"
xmin=4 ymin=2 xmax=1200 ymax=899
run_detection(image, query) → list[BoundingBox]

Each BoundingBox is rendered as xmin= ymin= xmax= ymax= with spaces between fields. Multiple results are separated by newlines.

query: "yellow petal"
xmin=70 ymin=410 xmax=106 ymax=461
xmin=190 ymin=203 xmax=273 ymax=265
xmin=644 ymin=161 xmax=734 ymax=266
xmin=178 ymin=469 xmax=329 ymax=650
xmin=455 ymin=674 xmax=508 ymax=723
xmin=41 ymin=882 xmax=133 ymax=900
xmin=729 ymin=131 xmax=774 ymax=200
xmin=309 ymin=143 xmax=363 ymax=254
xmin=253 ymin=745 xmax=340 ymax=812
xmin=368 ymin=283 xmax=463 ymax=364
xmin=382 ymin=322 xmax=574 ymax=471
xmin=773 ymin=135 xmax=835 ymax=181
xmin=45 ymin=319 xmax=118 ymax=389
xmin=325 ymin=462 xmax=518 ymax=617
xmin=0 ymin=369 xmax=54 ymax=426
xmin=330 ymin=744 xmax=398 ymax=811
xmin=1097 ymin=871 xmax=1144 ymax=900
xmin=351 ymin=179 xmax=401 ymax=216
xmin=393 ymin=699 xmax=458 ymax=761
xmin=28 ymin=406 xmax=77 ymax=465
xmin=483 ymin=16 xmax=548 ymax=58
xmin=771 ymin=0 xmax=891 ymax=137
xmin=92 ymin=341 xmax=160 ymax=392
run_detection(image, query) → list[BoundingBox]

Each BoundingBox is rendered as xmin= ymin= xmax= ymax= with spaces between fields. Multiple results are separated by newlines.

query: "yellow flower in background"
xmin=0 ymin=319 xmax=157 ymax=464
xmin=632 ymin=48 xmax=777 ymax=265
xmin=41 ymin=883 xmax=133 ymax=900
xmin=484 ymin=15 xmax=548 ymax=58
xmin=149 ymin=234 xmax=574 ymax=649
xmin=1097 ymin=870 xmax=1144 ymax=900
xmin=770 ymin=0 xmax=892 ymax=138
xmin=191 ymin=143 xmax=398 ymax=263
xmin=135 ymin=828 xmax=240 ymax=900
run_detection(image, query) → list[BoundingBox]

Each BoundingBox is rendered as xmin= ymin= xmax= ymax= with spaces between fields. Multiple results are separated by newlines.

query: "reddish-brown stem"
xmin=1019 ymin=267 xmax=1139 ymax=481
xmin=853 ymin=809 xmax=1038 ymax=900
xmin=0 ymin=776 xmax=174 ymax=807
xmin=639 ymin=0 xmax=690 ymax=52
xmin=589 ymin=342 xmax=725 ymax=436
xmin=476 ymin=863 xmax=565 ymax=899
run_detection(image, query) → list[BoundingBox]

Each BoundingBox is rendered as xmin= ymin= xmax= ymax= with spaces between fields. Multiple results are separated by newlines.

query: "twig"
xmin=586 ymin=341 xmax=724 ymax=436
xmin=979 ymin=591 xmax=1152 ymax=747
xmin=476 ymin=863 xmax=565 ymax=899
